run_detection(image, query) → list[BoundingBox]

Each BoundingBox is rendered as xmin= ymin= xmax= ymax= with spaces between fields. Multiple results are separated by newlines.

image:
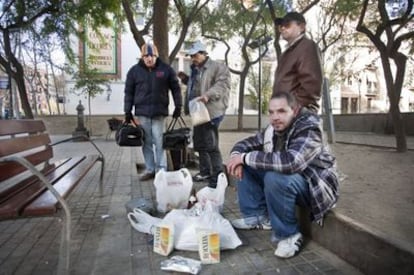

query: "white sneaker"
xmin=274 ymin=232 xmax=303 ymax=258
xmin=231 ymin=218 xmax=272 ymax=230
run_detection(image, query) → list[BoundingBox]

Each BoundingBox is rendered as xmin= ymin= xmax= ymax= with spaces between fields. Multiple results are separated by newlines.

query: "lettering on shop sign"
xmin=83 ymin=25 xmax=118 ymax=75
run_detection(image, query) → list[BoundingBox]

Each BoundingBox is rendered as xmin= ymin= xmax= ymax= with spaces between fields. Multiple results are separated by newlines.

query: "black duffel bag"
xmin=163 ymin=116 xmax=191 ymax=150
xmin=116 ymin=121 xmax=144 ymax=147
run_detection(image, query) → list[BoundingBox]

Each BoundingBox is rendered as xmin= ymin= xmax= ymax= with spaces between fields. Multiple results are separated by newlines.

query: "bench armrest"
xmin=0 ymin=155 xmax=73 ymax=274
xmin=50 ymin=135 xmax=104 ymax=161
xmin=0 ymin=156 xmax=71 ymax=216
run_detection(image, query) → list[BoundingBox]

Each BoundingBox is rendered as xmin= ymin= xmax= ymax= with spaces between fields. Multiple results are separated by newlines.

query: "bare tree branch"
xmin=121 ymin=0 xmax=149 ymax=49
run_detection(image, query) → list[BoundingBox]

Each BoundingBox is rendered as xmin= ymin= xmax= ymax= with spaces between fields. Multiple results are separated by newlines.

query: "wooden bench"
xmin=0 ymin=119 xmax=105 ymax=275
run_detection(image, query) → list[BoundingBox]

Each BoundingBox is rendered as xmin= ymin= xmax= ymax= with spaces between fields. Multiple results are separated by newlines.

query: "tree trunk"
xmin=48 ymin=53 xmax=61 ymax=115
xmin=380 ymin=53 xmax=407 ymax=152
xmin=389 ymin=105 xmax=407 ymax=152
xmin=153 ymin=0 xmax=169 ymax=64
xmin=237 ymin=69 xmax=249 ymax=130
xmin=14 ymin=62 xmax=33 ymax=119
xmin=169 ymin=20 xmax=190 ymax=64
xmin=2 ymin=29 xmax=33 ymax=119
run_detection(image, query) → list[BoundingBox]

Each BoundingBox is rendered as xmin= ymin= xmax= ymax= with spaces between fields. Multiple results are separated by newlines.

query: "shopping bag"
xmin=115 ymin=121 xmax=144 ymax=146
xmin=189 ymin=99 xmax=210 ymax=126
xmin=163 ymin=202 xmax=242 ymax=251
xmin=163 ymin=116 xmax=191 ymax=150
xmin=127 ymin=202 xmax=242 ymax=251
xmin=196 ymin=172 xmax=228 ymax=212
xmin=153 ymin=168 xmax=193 ymax=213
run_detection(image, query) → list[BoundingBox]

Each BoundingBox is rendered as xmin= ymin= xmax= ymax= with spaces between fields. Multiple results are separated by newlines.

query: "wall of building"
xmin=323 ymin=112 xmax=414 ymax=135
xmin=36 ymin=112 xmax=414 ymax=137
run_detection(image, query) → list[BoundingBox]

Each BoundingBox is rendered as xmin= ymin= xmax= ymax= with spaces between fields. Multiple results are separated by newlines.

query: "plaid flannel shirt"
xmin=230 ymin=111 xmax=339 ymax=224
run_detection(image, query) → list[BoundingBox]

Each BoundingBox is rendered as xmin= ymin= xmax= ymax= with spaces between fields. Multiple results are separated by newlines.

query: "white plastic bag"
xmin=153 ymin=168 xmax=193 ymax=213
xmin=189 ymin=99 xmax=210 ymax=126
xmin=162 ymin=202 xmax=242 ymax=251
xmin=127 ymin=203 xmax=242 ymax=251
xmin=127 ymin=208 xmax=161 ymax=234
xmin=196 ymin=172 xmax=228 ymax=212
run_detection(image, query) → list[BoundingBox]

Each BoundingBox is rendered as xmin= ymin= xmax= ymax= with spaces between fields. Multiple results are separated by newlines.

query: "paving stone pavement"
xmin=0 ymin=132 xmax=374 ymax=275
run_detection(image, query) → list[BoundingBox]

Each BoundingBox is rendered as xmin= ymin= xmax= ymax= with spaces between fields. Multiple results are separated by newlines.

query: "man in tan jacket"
xmin=272 ymin=12 xmax=323 ymax=113
xmin=178 ymin=41 xmax=231 ymax=187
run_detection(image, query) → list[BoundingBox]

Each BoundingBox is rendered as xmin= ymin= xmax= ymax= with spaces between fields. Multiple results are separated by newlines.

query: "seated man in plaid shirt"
xmin=226 ymin=91 xmax=339 ymax=258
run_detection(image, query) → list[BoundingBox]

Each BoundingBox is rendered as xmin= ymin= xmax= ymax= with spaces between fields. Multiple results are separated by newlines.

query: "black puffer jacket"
xmin=124 ymin=58 xmax=182 ymax=117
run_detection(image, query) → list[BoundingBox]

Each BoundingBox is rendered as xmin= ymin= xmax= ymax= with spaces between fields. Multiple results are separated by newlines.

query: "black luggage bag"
xmin=163 ymin=116 xmax=191 ymax=170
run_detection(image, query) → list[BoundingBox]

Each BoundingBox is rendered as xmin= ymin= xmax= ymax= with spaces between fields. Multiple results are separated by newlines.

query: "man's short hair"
xmin=274 ymin=12 xmax=306 ymax=26
xmin=271 ymin=91 xmax=298 ymax=108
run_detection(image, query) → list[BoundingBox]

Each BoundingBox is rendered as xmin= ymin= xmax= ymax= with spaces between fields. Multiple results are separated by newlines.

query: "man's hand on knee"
xmin=227 ymin=154 xmax=244 ymax=179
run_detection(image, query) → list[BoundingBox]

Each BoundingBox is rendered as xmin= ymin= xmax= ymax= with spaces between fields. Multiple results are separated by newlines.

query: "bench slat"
xmin=23 ymin=155 xmax=101 ymax=216
xmin=0 ymin=133 xmax=50 ymax=158
xmin=0 ymin=146 xmax=53 ymax=181
xmin=0 ymin=156 xmax=87 ymax=219
xmin=0 ymin=158 xmax=70 ymax=203
xmin=0 ymin=120 xmax=46 ymax=136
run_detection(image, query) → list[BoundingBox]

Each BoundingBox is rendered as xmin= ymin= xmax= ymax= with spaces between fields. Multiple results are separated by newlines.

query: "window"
xmin=341 ymin=97 xmax=349 ymax=114
xmin=351 ymin=98 xmax=358 ymax=113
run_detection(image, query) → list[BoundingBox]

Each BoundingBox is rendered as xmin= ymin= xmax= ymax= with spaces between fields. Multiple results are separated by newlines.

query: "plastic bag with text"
xmin=162 ymin=201 xmax=242 ymax=251
xmin=196 ymin=172 xmax=227 ymax=212
xmin=153 ymin=168 xmax=193 ymax=213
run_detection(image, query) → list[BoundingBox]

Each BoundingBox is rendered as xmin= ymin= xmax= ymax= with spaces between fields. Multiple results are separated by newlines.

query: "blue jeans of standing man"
xmin=137 ymin=116 xmax=167 ymax=172
xmin=237 ymin=166 xmax=310 ymax=239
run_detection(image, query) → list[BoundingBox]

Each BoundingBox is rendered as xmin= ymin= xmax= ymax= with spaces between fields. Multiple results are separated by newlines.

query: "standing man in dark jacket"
xmin=124 ymin=43 xmax=182 ymax=181
xmin=273 ymin=12 xmax=323 ymax=113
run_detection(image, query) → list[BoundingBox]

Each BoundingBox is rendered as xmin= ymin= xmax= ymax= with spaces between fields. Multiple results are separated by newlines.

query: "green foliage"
xmin=0 ymin=0 xmax=122 ymax=118
xmin=72 ymin=63 xmax=108 ymax=98
xmin=200 ymin=1 xmax=272 ymax=41
xmin=334 ymin=0 xmax=361 ymax=16
xmin=0 ymin=0 xmax=123 ymax=64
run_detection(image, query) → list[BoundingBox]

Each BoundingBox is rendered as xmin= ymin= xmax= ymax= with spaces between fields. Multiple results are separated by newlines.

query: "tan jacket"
xmin=272 ymin=36 xmax=323 ymax=112
xmin=185 ymin=58 xmax=231 ymax=119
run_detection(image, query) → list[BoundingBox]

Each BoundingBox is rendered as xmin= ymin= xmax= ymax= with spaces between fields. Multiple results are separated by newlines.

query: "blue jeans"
xmin=137 ymin=116 xmax=167 ymax=172
xmin=237 ymin=166 xmax=310 ymax=239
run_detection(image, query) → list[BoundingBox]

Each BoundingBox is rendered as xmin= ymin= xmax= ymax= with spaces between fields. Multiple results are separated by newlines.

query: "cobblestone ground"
xmin=0 ymin=136 xmax=362 ymax=275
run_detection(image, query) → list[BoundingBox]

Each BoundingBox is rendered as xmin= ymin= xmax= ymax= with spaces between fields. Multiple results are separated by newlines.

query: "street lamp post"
xmin=8 ymin=73 xmax=13 ymax=118
xmin=105 ymin=84 xmax=112 ymax=101
xmin=258 ymin=46 xmax=262 ymax=129
xmin=358 ymin=78 xmax=362 ymax=113
xmin=248 ymin=36 xmax=272 ymax=131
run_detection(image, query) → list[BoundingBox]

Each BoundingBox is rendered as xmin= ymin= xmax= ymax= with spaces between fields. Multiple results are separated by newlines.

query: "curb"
xmin=309 ymin=210 xmax=414 ymax=275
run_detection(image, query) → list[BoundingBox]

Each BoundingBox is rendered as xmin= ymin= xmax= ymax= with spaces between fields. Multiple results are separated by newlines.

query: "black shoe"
xmin=139 ymin=171 xmax=155 ymax=181
xmin=193 ymin=173 xmax=210 ymax=182
xmin=207 ymin=182 xmax=217 ymax=188
xmin=207 ymin=175 xmax=218 ymax=188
